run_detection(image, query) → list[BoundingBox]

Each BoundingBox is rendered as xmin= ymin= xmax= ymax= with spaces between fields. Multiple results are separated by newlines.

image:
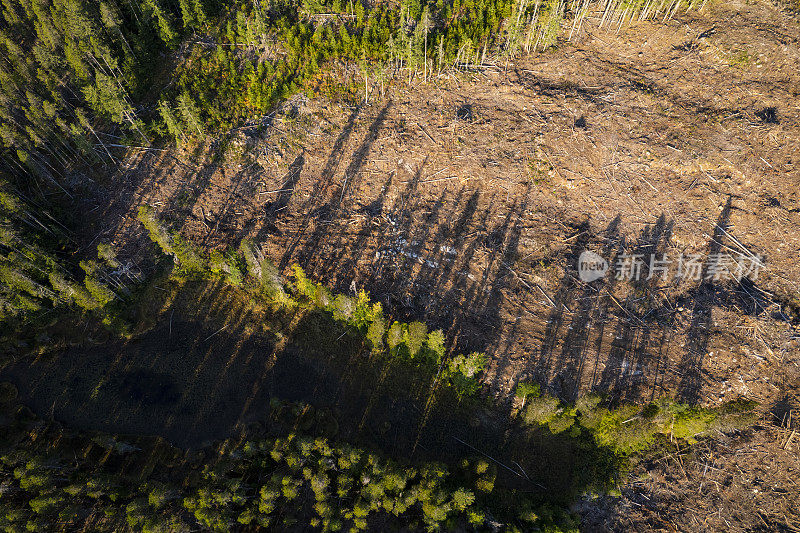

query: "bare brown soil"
xmin=579 ymin=422 xmax=800 ymax=531
xmin=75 ymin=0 xmax=800 ymax=529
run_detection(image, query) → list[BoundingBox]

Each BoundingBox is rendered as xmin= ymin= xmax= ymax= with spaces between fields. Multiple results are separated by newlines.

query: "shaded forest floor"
xmin=0 ymin=278 xmax=620 ymax=505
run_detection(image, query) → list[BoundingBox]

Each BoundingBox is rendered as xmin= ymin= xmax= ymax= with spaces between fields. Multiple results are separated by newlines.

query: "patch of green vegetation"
xmin=515 ymin=380 xmax=541 ymax=401
xmin=520 ymin=393 xmax=758 ymax=456
xmin=157 ymin=0 xmax=527 ymax=137
xmin=527 ymin=156 xmax=553 ymax=186
xmin=728 ymin=48 xmax=752 ymax=67
xmin=0 ymin=189 xmax=133 ymax=336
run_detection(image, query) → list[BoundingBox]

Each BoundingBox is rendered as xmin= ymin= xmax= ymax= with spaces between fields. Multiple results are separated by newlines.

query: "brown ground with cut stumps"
xmin=579 ymin=421 xmax=800 ymax=532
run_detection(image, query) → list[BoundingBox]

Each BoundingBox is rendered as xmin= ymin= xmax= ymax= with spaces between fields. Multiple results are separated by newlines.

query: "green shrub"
xmin=210 ymin=250 xmax=243 ymax=286
xmin=29 ymin=494 xmax=62 ymax=514
xmin=451 ymin=488 xmax=474 ymax=511
xmin=523 ymin=395 xmax=561 ymax=426
xmin=137 ymin=206 xmax=207 ymax=275
xmin=292 ymin=264 xmax=318 ymax=301
xmin=96 ymin=243 xmax=120 ymax=269
xmin=171 ymin=234 xmax=208 ymax=274
xmin=84 ymin=276 xmax=115 ymax=307
xmin=670 ymin=406 xmax=717 ymax=443
xmin=575 ymin=394 xmax=602 ymax=414
xmin=444 ymin=352 xmax=488 ymax=397
xmin=332 ymin=294 xmax=354 ymax=321
xmin=314 ymin=285 xmax=333 ymax=309
xmin=137 ymin=206 xmax=172 ymax=255
xmin=49 ymin=271 xmax=101 ymax=310
xmin=366 ymin=315 xmax=386 ymax=352
xmin=515 ymin=381 xmax=540 ymax=401
xmin=147 ymin=483 xmax=176 ymax=509
xmin=709 ymin=399 xmax=758 ymax=432
xmin=239 ymin=239 xmax=289 ymax=303
xmin=404 ymin=321 xmax=427 ymax=359
xmin=425 ymin=330 xmax=445 ymax=364
xmin=467 ymin=508 xmax=485 ymax=525
xmin=475 ymin=475 xmax=495 ymax=493
xmin=524 ymin=395 xmax=758 ymax=456
xmin=351 ymin=290 xmax=382 ymax=330
xmin=547 ymin=411 xmax=576 ymax=434
xmin=387 ymin=322 xmax=405 ymax=352
xmin=19 ymin=472 xmax=50 ymax=490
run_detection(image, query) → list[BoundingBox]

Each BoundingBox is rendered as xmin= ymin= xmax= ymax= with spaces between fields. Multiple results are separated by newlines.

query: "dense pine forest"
xmin=0 ymin=0 xmax=794 ymax=529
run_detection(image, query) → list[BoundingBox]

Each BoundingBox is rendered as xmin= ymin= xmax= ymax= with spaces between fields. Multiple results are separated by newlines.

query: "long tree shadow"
xmin=457 ymin=186 xmax=530 ymax=378
xmin=596 ymin=214 xmax=674 ymax=402
xmin=110 ymin=103 xmax=771 ymax=418
xmin=677 ymin=197 xmax=732 ymax=403
xmin=517 ymin=205 xmax=750 ymax=405
xmin=248 ymin=105 xmax=362 ymax=264
xmin=532 ymin=219 xmax=594 ymax=393
xmin=94 ymin=148 xmax=175 ymax=242
xmin=280 ymin=154 xmax=538 ymax=405
xmin=279 ymin=103 xmax=392 ymax=270
xmin=247 ymin=151 xmax=306 ymax=241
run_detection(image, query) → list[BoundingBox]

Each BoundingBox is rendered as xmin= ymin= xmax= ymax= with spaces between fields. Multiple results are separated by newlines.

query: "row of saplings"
xmin=137 ymin=206 xmax=488 ymax=398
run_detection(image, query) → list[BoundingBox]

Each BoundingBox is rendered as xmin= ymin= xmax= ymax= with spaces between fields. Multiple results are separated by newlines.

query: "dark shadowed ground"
xmin=0 ymin=280 xmax=618 ymax=502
